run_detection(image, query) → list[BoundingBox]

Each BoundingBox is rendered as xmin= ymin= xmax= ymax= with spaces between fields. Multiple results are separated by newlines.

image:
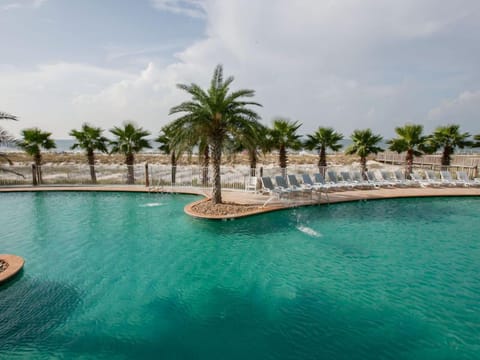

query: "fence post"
xmin=31 ymin=164 xmax=37 ymax=186
xmin=145 ymin=163 xmax=149 ymax=187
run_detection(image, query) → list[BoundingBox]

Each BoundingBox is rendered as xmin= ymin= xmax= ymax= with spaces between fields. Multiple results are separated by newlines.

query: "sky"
xmin=1 ymin=0 xmax=480 ymax=139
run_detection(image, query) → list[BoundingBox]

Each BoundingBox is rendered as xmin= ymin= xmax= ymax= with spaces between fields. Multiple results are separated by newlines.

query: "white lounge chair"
xmin=261 ymin=176 xmax=289 ymax=199
xmin=380 ymin=170 xmax=399 ymax=187
xmin=425 ymin=170 xmax=443 ymax=187
xmin=275 ymin=175 xmax=303 ymax=198
xmin=314 ymin=172 xmax=341 ymax=191
xmin=456 ymin=171 xmax=480 ymax=187
xmin=302 ymin=173 xmax=330 ymax=193
xmin=340 ymin=171 xmax=362 ymax=188
xmin=327 ymin=170 xmax=353 ymax=189
xmin=393 ymin=170 xmax=417 ymax=187
xmin=287 ymin=174 xmax=313 ymax=198
xmin=351 ymin=171 xmax=376 ymax=189
xmin=366 ymin=171 xmax=385 ymax=187
xmin=411 ymin=172 xmax=430 ymax=187
xmin=439 ymin=171 xmax=459 ymax=187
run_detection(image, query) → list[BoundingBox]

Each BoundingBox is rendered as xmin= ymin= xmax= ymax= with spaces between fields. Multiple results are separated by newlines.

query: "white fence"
xmin=1 ymin=162 xmax=478 ymax=188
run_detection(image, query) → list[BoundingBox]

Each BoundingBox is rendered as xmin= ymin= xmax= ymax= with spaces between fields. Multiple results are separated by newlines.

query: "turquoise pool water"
xmin=1 ymin=192 xmax=479 ymax=359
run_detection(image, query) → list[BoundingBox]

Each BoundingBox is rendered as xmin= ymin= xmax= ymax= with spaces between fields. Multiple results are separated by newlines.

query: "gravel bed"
xmin=0 ymin=259 xmax=9 ymax=273
xmin=191 ymin=200 xmax=260 ymax=217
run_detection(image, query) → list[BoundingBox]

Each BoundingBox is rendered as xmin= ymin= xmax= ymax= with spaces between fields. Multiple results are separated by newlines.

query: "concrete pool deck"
xmin=1 ymin=184 xmax=480 ymax=219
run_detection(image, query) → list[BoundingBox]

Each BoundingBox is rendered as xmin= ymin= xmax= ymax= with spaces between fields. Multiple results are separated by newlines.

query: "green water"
xmin=1 ymin=192 xmax=479 ymax=359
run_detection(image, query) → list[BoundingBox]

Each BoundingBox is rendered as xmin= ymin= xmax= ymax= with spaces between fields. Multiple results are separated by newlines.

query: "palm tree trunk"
xmin=202 ymin=145 xmax=209 ymax=186
xmin=126 ymin=153 xmax=135 ymax=184
xmin=360 ymin=156 xmax=367 ymax=179
xmin=87 ymin=151 xmax=97 ymax=184
xmin=279 ymin=145 xmax=287 ymax=178
xmin=406 ymin=149 xmax=414 ymax=177
xmin=441 ymin=146 xmax=451 ymax=168
xmin=34 ymin=153 xmax=42 ymax=184
xmin=171 ymin=151 xmax=177 ymax=185
xmin=249 ymin=149 xmax=257 ymax=176
xmin=318 ymin=146 xmax=327 ymax=176
xmin=211 ymin=138 xmax=222 ymax=204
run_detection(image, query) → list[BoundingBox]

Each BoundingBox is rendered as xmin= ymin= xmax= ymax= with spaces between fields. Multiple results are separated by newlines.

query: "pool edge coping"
xmin=1 ymin=185 xmax=480 ymax=220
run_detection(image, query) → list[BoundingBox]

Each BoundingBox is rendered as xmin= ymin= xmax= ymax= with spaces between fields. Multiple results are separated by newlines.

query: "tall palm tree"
xmin=69 ymin=123 xmax=109 ymax=184
xmin=168 ymin=64 xmax=262 ymax=204
xmin=17 ymin=128 xmax=56 ymax=184
xmin=387 ymin=123 xmax=427 ymax=177
xmin=304 ymin=127 xmax=343 ymax=175
xmin=426 ymin=124 xmax=472 ymax=166
xmin=268 ymin=118 xmax=302 ymax=177
xmin=110 ymin=122 xmax=151 ymax=184
xmin=345 ymin=129 xmax=383 ymax=178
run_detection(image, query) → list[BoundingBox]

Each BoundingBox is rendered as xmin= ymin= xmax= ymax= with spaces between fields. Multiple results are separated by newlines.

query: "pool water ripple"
xmin=1 ymin=192 xmax=480 ymax=359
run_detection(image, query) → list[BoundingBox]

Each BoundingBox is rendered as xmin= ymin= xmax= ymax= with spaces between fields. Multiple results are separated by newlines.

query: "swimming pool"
xmin=1 ymin=192 xmax=479 ymax=359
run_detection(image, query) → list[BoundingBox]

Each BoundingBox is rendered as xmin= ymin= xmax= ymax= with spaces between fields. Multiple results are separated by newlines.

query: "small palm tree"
xmin=387 ymin=124 xmax=427 ymax=177
xmin=0 ymin=112 xmax=25 ymax=178
xmin=473 ymin=134 xmax=480 ymax=147
xmin=230 ymin=122 xmax=269 ymax=176
xmin=345 ymin=129 xmax=383 ymax=178
xmin=169 ymin=64 xmax=262 ymax=204
xmin=426 ymin=124 xmax=472 ymax=166
xmin=0 ymin=128 xmax=25 ymax=178
xmin=18 ymin=128 xmax=56 ymax=184
xmin=268 ymin=118 xmax=302 ymax=177
xmin=0 ymin=111 xmax=17 ymax=165
xmin=304 ymin=127 xmax=343 ymax=175
xmin=156 ymin=125 xmax=189 ymax=185
xmin=110 ymin=122 xmax=151 ymax=184
xmin=69 ymin=123 xmax=109 ymax=184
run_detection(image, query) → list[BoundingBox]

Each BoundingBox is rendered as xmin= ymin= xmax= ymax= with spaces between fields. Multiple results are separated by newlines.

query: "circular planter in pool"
xmin=0 ymin=254 xmax=24 ymax=283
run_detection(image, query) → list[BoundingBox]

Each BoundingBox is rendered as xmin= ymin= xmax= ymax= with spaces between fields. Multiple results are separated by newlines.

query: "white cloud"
xmin=0 ymin=63 xmax=134 ymax=137
xmin=1 ymin=0 xmax=47 ymax=11
xmin=427 ymin=91 xmax=480 ymax=133
xmin=150 ymin=0 xmax=206 ymax=18
xmin=1 ymin=0 xmax=479 ymax=139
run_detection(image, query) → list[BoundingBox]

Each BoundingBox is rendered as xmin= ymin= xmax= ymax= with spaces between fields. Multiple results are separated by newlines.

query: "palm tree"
xmin=156 ymin=124 xmax=189 ymax=185
xmin=110 ymin=122 xmax=151 ymax=184
xmin=345 ymin=129 xmax=383 ymax=178
xmin=0 ymin=111 xmax=25 ymax=178
xmin=387 ymin=124 xmax=427 ymax=177
xmin=168 ymin=64 xmax=262 ymax=204
xmin=0 ymin=128 xmax=16 ymax=165
xmin=0 ymin=112 xmax=17 ymax=120
xmin=304 ymin=127 xmax=343 ymax=175
xmin=426 ymin=124 xmax=472 ymax=167
xmin=473 ymin=134 xmax=480 ymax=147
xmin=17 ymin=128 xmax=56 ymax=184
xmin=229 ymin=122 xmax=269 ymax=176
xmin=69 ymin=123 xmax=109 ymax=184
xmin=0 ymin=111 xmax=17 ymax=164
xmin=268 ymin=118 xmax=302 ymax=177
